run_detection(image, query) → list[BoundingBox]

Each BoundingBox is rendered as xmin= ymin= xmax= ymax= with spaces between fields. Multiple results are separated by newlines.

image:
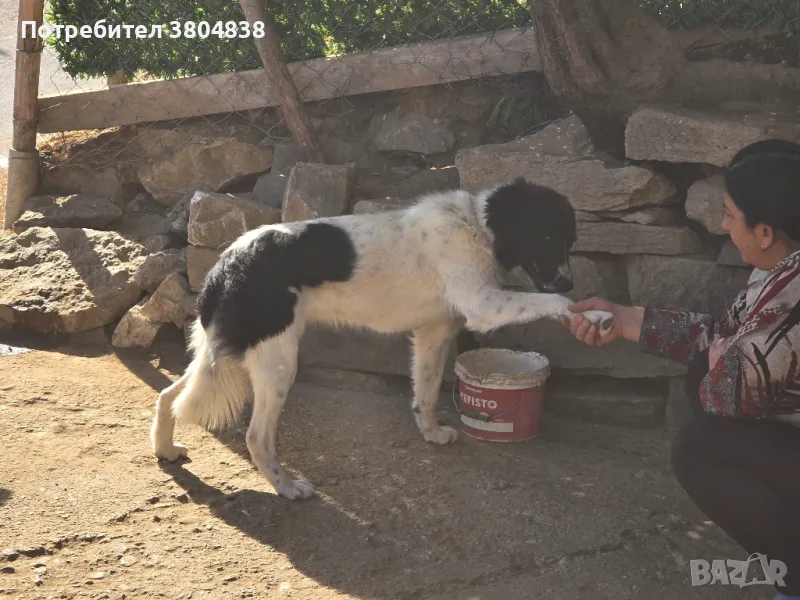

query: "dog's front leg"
xmin=448 ymin=283 xmax=613 ymax=335
xmin=410 ymin=319 xmax=463 ymax=444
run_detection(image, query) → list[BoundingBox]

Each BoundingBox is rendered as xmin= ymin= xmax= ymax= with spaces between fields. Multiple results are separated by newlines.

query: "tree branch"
xmin=239 ymin=0 xmax=327 ymax=163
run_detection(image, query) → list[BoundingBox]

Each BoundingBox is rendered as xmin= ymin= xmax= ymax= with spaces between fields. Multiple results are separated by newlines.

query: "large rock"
xmin=685 ymin=175 xmax=726 ymax=235
xmin=480 ymin=321 xmax=685 ymax=378
xmin=140 ymin=273 xmax=196 ymax=328
xmin=111 ymin=300 xmax=161 ymax=349
xmin=357 ymin=166 xmax=459 ymax=202
xmin=718 ymin=240 xmax=747 ymax=266
xmin=299 ymin=326 xmax=457 ymax=383
xmin=474 ymin=255 xmax=678 ymax=378
xmin=593 ymin=207 xmax=679 ymax=226
xmin=133 ymin=249 xmax=187 ymax=294
xmin=455 ymin=118 xmax=677 ymax=212
xmin=282 ymin=163 xmax=356 ymax=222
xmin=352 ymin=200 xmax=415 ymax=215
xmin=626 ymin=255 xmax=751 ymax=316
xmin=625 ymin=107 xmax=800 ymax=167
xmin=0 ymin=228 xmax=147 ymax=333
xmin=374 ymin=113 xmax=455 ymax=155
xmin=187 ymin=191 xmax=281 ymax=249
xmin=544 ymin=375 xmax=668 ymax=428
xmin=125 ymin=192 xmax=165 ymax=216
xmin=39 ymin=165 xmax=127 ymax=206
xmin=112 ymin=214 xmax=173 ymax=242
xmin=12 ymin=194 xmax=123 ymax=233
xmin=511 ymin=114 xmax=595 ymax=158
xmin=166 ymin=191 xmax=193 ymax=239
xmin=252 ymin=142 xmax=304 ymax=209
xmin=137 ymin=130 xmax=274 ymax=206
xmin=566 ymin=255 xmax=629 ymax=304
xmin=187 ymin=246 xmax=222 ymax=292
xmin=574 ymin=223 xmax=703 ymax=255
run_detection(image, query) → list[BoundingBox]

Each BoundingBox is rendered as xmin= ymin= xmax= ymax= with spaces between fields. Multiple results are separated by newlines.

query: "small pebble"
xmin=120 ymin=556 xmax=138 ymax=567
xmin=1 ymin=549 xmax=18 ymax=561
xmin=91 ymin=571 xmax=107 ymax=580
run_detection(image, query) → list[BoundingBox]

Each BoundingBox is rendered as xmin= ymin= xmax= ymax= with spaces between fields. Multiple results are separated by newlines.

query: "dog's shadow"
xmin=159 ymin=461 xmax=403 ymax=596
xmin=118 ymin=339 xmax=448 ymax=597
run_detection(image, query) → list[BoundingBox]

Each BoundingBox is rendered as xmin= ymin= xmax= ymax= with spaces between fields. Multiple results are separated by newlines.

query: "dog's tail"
xmin=171 ymin=319 xmax=251 ymax=430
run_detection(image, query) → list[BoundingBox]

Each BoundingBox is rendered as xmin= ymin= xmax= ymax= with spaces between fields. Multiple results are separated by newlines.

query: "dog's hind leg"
xmin=243 ymin=323 xmax=314 ymax=500
xmin=151 ymin=370 xmax=191 ymax=462
xmin=410 ymin=318 xmax=463 ymax=444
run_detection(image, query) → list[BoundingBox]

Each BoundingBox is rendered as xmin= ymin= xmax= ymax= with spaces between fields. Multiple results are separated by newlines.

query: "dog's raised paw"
xmin=424 ymin=425 xmax=459 ymax=445
xmin=155 ymin=443 xmax=188 ymax=462
xmin=582 ymin=310 xmax=615 ymax=335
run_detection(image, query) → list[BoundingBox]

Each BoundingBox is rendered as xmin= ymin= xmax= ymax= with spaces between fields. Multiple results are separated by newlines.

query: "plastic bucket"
xmin=454 ymin=348 xmax=550 ymax=442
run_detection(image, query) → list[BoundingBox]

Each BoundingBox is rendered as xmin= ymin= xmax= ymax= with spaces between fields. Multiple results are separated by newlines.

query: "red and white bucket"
xmin=454 ymin=348 xmax=550 ymax=442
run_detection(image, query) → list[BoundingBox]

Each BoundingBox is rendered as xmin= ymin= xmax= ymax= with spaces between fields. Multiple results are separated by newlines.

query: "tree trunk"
xmin=239 ymin=0 xmax=327 ymax=163
xmin=530 ymin=0 xmax=681 ymax=156
xmin=529 ymin=0 xmax=800 ymax=157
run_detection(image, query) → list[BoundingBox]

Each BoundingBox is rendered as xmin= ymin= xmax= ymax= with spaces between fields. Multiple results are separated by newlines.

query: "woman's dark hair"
xmin=724 ymin=138 xmax=800 ymax=240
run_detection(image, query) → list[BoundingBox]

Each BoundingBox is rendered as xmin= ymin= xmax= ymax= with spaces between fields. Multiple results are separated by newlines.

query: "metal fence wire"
xmin=14 ymin=0 xmax=800 ymax=179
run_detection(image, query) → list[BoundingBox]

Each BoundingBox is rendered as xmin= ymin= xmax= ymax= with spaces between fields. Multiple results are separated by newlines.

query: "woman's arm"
xmin=637 ymin=306 xmax=739 ymax=365
xmin=564 ymin=297 xmax=742 ymax=365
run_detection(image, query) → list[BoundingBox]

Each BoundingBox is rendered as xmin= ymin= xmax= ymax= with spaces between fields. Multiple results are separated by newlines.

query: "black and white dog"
xmin=151 ymin=177 xmax=613 ymax=499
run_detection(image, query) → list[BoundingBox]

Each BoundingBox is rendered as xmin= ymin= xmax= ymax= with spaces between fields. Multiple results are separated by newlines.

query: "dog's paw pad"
xmin=155 ymin=443 xmax=188 ymax=462
xmin=279 ymin=479 xmax=316 ymax=500
xmin=425 ymin=426 xmax=459 ymax=445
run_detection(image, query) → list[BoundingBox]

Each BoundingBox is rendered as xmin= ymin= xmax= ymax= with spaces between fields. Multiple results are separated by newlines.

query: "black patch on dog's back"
xmin=198 ymin=222 xmax=356 ymax=354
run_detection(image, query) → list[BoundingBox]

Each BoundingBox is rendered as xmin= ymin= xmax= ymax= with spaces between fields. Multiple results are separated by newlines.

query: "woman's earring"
xmin=761 ymin=244 xmax=766 ymax=251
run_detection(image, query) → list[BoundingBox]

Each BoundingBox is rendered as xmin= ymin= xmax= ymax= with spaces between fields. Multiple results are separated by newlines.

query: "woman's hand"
xmin=559 ymin=297 xmax=644 ymax=346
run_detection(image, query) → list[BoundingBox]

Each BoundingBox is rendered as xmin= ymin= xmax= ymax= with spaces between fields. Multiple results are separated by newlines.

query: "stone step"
xmin=543 ymin=375 xmax=668 ymax=429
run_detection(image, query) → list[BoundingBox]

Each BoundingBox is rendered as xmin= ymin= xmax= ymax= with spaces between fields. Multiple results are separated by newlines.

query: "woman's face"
xmin=721 ymin=192 xmax=769 ymax=267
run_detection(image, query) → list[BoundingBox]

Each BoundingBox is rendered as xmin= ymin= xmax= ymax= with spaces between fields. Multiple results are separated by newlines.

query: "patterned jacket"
xmin=639 ymin=250 xmax=800 ymax=425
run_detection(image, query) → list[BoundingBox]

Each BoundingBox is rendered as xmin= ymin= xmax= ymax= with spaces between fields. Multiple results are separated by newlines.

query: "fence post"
xmin=3 ymin=0 xmax=45 ymax=230
xmin=238 ymin=0 xmax=327 ymax=164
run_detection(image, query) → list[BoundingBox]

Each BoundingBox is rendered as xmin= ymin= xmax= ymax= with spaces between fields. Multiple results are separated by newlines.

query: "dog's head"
xmin=484 ymin=177 xmax=576 ymax=294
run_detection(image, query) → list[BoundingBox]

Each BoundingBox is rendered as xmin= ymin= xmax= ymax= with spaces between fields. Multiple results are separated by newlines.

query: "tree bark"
xmin=529 ymin=0 xmax=800 ymax=156
xmin=530 ymin=0 xmax=681 ymax=155
xmin=239 ymin=0 xmax=327 ymax=163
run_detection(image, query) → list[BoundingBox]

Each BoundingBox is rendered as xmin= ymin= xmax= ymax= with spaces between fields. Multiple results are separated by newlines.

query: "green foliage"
xmin=637 ymin=0 xmax=800 ymax=31
xmin=45 ymin=0 xmax=799 ymax=80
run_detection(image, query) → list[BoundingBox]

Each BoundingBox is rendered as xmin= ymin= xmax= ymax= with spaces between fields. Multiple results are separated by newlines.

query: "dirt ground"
xmin=0 ymin=334 xmax=778 ymax=600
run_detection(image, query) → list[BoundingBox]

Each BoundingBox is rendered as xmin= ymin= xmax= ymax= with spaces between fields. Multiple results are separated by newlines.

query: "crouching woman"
xmin=561 ymin=139 xmax=800 ymax=600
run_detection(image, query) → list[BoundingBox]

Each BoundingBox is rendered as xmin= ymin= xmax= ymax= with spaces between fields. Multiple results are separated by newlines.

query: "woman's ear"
xmin=758 ymin=224 xmax=776 ymax=250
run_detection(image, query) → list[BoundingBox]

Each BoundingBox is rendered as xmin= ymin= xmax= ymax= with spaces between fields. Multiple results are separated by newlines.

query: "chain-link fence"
xmin=2 ymin=0 xmax=798 ymax=222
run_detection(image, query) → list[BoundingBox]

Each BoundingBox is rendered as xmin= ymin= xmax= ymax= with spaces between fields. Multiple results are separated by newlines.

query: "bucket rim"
xmin=454 ymin=348 xmax=550 ymax=389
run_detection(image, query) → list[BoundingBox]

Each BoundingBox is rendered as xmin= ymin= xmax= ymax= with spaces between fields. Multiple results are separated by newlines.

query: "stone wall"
xmin=4 ymin=75 xmax=799 ymax=430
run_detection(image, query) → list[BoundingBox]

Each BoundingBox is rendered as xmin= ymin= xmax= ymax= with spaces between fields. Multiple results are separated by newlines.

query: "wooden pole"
xmin=3 ymin=0 xmax=45 ymax=229
xmin=238 ymin=0 xmax=327 ymax=163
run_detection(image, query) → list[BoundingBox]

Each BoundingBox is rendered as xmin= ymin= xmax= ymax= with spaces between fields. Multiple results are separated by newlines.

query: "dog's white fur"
xmin=151 ymin=186 xmax=613 ymax=499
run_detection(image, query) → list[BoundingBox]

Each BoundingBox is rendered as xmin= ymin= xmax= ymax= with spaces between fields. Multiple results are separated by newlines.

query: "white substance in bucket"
xmin=454 ymin=348 xmax=550 ymax=390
